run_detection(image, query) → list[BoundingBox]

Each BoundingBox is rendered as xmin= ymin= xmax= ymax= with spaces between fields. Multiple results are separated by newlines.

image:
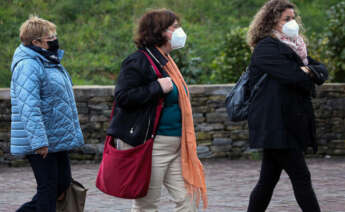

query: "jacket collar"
xmin=11 ymin=44 xmax=64 ymax=72
xmin=19 ymin=44 xmax=64 ymax=63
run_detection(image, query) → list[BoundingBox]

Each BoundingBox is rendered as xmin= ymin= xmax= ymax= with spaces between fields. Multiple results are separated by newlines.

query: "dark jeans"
xmin=247 ymin=149 xmax=321 ymax=212
xmin=16 ymin=151 xmax=71 ymax=212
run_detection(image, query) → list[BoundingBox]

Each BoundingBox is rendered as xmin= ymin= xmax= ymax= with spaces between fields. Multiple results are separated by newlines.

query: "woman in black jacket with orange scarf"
xmin=246 ymin=0 xmax=327 ymax=212
xmin=106 ymin=9 xmax=207 ymax=211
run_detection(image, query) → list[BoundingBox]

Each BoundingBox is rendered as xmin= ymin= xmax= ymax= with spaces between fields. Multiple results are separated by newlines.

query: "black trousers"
xmin=247 ymin=149 xmax=320 ymax=212
xmin=16 ymin=151 xmax=71 ymax=212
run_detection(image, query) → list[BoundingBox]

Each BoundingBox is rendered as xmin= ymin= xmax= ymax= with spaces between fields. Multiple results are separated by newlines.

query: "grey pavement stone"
xmin=0 ymin=158 xmax=344 ymax=212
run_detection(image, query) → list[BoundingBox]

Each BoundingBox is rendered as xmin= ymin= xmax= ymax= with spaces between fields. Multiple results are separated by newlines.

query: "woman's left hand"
xmin=157 ymin=77 xmax=173 ymax=93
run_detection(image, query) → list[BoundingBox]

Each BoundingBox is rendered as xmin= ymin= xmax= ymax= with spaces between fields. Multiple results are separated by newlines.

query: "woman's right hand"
xmin=157 ymin=77 xmax=173 ymax=93
xmin=35 ymin=146 xmax=48 ymax=159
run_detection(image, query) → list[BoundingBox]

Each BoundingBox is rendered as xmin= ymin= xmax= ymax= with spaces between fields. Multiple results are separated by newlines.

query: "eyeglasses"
xmin=35 ymin=34 xmax=57 ymax=41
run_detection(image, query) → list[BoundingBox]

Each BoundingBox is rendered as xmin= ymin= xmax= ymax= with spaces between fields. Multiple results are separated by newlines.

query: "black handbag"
xmin=225 ymin=67 xmax=267 ymax=122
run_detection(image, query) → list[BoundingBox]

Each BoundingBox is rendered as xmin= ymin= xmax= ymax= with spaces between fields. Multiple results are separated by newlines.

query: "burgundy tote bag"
xmin=96 ymin=50 xmax=163 ymax=199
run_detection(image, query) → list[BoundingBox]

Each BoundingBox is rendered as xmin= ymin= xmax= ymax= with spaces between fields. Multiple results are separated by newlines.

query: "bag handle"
xmin=139 ymin=49 xmax=164 ymax=138
xmin=140 ymin=50 xmax=163 ymax=78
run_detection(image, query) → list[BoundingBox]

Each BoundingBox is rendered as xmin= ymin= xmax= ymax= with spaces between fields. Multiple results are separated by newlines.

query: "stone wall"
xmin=0 ymin=84 xmax=344 ymax=166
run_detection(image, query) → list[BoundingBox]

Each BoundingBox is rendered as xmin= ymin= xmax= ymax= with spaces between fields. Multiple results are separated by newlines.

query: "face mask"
xmin=282 ymin=20 xmax=299 ymax=39
xmin=47 ymin=39 xmax=59 ymax=52
xmin=169 ymin=27 xmax=187 ymax=50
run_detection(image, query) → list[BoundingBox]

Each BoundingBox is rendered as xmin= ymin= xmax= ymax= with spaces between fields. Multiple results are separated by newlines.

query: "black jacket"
xmin=248 ymin=36 xmax=328 ymax=152
xmin=106 ymin=47 xmax=169 ymax=146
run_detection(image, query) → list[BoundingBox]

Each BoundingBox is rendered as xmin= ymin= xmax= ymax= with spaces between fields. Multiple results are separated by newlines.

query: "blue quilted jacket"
xmin=10 ymin=44 xmax=84 ymax=156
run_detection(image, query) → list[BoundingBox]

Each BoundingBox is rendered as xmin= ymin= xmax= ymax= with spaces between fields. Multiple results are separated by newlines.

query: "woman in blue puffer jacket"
xmin=10 ymin=15 xmax=84 ymax=212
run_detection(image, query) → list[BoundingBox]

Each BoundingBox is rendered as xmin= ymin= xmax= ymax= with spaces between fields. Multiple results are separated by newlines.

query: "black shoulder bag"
xmin=225 ymin=67 xmax=267 ymax=122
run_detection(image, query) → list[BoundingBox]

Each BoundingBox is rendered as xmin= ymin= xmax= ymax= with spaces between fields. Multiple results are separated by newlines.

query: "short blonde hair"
xmin=19 ymin=15 xmax=56 ymax=45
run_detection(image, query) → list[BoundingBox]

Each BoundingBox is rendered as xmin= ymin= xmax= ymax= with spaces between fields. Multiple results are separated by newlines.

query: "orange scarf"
xmin=157 ymin=47 xmax=208 ymax=209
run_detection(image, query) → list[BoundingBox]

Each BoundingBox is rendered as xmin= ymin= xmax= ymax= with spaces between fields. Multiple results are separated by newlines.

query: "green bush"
xmin=326 ymin=1 xmax=345 ymax=82
xmin=308 ymin=1 xmax=345 ymax=82
xmin=210 ymin=27 xmax=251 ymax=83
xmin=308 ymin=33 xmax=330 ymax=68
xmin=171 ymin=46 xmax=203 ymax=84
xmin=0 ymin=0 xmax=341 ymax=87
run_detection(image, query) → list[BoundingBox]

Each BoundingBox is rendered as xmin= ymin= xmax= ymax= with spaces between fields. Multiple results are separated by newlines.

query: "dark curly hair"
xmin=134 ymin=9 xmax=180 ymax=48
xmin=247 ymin=0 xmax=305 ymax=48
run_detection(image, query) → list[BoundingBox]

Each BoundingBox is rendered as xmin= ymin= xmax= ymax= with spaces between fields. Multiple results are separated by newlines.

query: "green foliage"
xmin=308 ymin=33 xmax=331 ymax=70
xmin=210 ymin=27 xmax=251 ymax=83
xmin=0 ymin=71 xmax=11 ymax=88
xmin=326 ymin=1 xmax=345 ymax=82
xmin=171 ymin=46 xmax=203 ymax=84
xmin=295 ymin=0 xmax=341 ymax=33
xmin=0 ymin=0 xmax=342 ymax=87
xmin=308 ymin=1 xmax=345 ymax=82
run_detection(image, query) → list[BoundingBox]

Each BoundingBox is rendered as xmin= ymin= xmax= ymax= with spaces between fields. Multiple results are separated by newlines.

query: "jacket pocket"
xmin=107 ymin=106 xmax=152 ymax=146
xmin=126 ymin=109 xmax=151 ymax=143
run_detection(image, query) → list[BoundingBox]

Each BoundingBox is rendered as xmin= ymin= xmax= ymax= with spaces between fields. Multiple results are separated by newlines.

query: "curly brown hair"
xmin=247 ymin=0 xmax=305 ymax=48
xmin=134 ymin=9 xmax=180 ymax=48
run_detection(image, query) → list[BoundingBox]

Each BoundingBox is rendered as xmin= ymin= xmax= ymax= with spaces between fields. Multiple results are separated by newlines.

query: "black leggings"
xmin=247 ymin=149 xmax=320 ymax=212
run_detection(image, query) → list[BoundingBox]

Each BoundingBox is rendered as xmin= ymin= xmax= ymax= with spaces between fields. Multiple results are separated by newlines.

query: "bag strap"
xmin=140 ymin=50 xmax=163 ymax=78
xmin=139 ymin=49 xmax=164 ymax=138
xmin=248 ymin=70 xmax=268 ymax=102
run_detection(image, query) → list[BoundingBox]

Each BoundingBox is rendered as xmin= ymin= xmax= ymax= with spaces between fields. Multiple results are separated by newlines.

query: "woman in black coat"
xmin=246 ymin=0 xmax=328 ymax=211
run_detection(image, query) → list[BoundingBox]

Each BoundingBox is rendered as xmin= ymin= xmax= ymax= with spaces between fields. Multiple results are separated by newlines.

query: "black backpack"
xmin=225 ymin=67 xmax=267 ymax=122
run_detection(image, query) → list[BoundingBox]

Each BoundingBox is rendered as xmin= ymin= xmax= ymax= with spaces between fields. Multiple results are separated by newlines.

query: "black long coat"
xmin=248 ymin=36 xmax=327 ymax=152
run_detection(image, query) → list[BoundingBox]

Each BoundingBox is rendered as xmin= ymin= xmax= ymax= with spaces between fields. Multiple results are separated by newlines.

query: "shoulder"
xmin=122 ymin=50 xmax=150 ymax=69
xmin=252 ymin=36 xmax=281 ymax=56
xmin=255 ymin=36 xmax=279 ymax=50
xmin=119 ymin=50 xmax=154 ymax=79
xmin=14 ymin=58 xmax=44 ymax=77
xmin=21 ymin=58 xmax=43 ymax=68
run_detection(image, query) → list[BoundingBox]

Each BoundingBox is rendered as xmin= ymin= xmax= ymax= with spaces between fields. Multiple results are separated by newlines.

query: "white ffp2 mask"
xmin=169 ymin=27 xmax=187 ymax=50
xmin=282 ymin=20 xmax=299 ymax=38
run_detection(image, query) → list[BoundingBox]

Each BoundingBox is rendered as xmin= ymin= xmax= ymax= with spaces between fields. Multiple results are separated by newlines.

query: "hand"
xmin=35 ymin=147 xmax=48 ymax=159
xmin=300 ymin=66 xmax=310 ymax=74
xmin=157 ymin=77 xmax=173 ymax=94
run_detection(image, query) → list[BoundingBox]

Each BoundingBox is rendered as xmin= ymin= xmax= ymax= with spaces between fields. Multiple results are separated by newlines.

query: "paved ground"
xmin=0 ymin=158 xmax=344 ymax=212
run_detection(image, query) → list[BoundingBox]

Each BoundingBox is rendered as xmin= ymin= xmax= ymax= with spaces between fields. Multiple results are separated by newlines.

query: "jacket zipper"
xmin=144 ymin=115 xmax=151 ymax=143
xmin=129 ymin=112 xmax=151 ymax=144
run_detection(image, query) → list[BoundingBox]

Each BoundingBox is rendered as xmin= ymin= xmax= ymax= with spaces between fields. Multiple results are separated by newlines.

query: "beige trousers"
xmin=116 ymin=136 xmax=196 ymax=212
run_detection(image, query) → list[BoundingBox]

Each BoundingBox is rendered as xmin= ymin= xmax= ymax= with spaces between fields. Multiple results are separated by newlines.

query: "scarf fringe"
xmin=185 ymin=182 xmax=208 ymax=209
